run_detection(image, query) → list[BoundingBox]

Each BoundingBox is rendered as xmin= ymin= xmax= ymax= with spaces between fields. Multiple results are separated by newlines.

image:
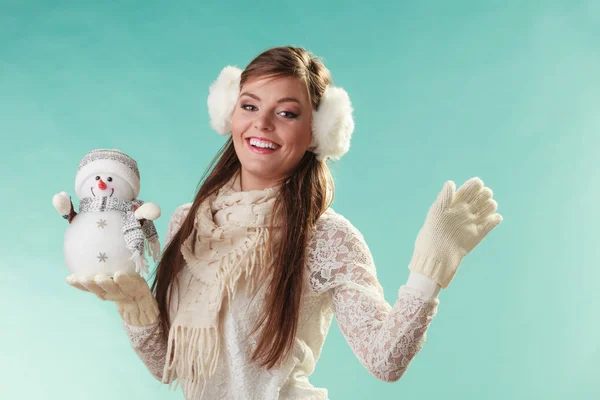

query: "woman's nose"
xmin=254 ymin=113 xmax=274 ymax=131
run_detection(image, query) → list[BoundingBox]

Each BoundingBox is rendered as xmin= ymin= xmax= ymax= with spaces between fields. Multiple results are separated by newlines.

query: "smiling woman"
xmin=65 ymin=46 xmax=502 ymax=400
xmin=232 ymin=75 xmax=315 ymax=190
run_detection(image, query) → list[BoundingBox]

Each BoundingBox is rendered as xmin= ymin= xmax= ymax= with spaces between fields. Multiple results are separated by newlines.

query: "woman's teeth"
xmin=249 ymin=138 xmax=279 ymax=149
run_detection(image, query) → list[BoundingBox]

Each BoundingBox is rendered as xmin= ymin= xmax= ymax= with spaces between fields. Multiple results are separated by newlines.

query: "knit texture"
xmin=163 ymin=173 xmax=280 ymax=398
xmin=124 ymin=203 xmax=440 ymax=399
xmin=67 ymin=272 xmax=158 ymax=326
xmin=75 ymin=149 xmax=141 ymax=199
xmin=408 ymin=177 xmax=502 ymax=288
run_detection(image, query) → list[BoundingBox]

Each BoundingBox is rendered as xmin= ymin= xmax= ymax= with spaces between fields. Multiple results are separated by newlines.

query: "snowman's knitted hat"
xmin=75 ymin=149 xmax=140 ymax=199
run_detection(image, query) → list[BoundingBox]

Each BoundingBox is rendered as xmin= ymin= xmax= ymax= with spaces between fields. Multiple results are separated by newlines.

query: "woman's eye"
xmin=242 ymin=104 xmax=257 ymax=111
xmin=279 ymin=111 xmax=298 ymax=119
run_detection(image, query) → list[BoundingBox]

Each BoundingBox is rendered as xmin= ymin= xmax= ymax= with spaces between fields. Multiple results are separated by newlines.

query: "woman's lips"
xmin=246 ymin=138 xmax=280 ymax=154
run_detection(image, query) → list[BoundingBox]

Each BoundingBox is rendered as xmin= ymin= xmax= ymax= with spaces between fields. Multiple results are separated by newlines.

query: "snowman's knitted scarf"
xmin=162 ymin=174 xmax=281 ymax=399
xmin=78 ymin=197 xmax=160 ymax=276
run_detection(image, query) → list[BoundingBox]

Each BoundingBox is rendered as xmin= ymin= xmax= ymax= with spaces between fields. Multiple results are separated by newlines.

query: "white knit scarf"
xmin=162 ymin=174 xmax=281 ymax=397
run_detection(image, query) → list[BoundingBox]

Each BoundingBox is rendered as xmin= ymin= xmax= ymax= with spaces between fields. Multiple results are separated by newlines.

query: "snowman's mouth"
xmin=91 ymin=187 xmax=115 ymax=197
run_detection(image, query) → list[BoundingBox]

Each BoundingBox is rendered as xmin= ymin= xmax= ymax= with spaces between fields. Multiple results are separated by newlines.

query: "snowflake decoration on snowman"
xmin=52 ymin=149 xmax=161 ymax=277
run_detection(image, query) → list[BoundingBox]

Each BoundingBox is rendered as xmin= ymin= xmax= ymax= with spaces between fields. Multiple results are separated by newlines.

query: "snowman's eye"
xmin=95 ymin=176 xmax=100 ymax=180
xmin=107 ymin=177 xmax=113 ymax=182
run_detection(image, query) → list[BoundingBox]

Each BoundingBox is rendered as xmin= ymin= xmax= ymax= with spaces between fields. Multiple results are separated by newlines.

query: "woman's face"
xmin=231 ymin=75 xmax=313 ymax=191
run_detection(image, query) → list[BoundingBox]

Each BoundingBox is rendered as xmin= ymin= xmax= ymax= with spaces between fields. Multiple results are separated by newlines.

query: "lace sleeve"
xmin=164 ymin=203 xmax=192 ymax=246
xmin=123 ymin=203 xmax=192 ymax=381
xmin=123 ymin=322 xmax=168 ymax=381
xmin=307 ymin=211 xmax=440 ymax=382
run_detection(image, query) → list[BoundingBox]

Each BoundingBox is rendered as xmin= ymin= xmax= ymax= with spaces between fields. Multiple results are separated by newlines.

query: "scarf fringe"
xmin=165 ymin=227 xmax=270 ymax=398
xmin=162 ymin=325 xmax=220 ymax=399
xmin=218 ymin=227 xmax=268 ymax=313
xmin=130 ymin=250 xmax=149 ymax=276
xmin=145 ymin=237 xmax=161 ymax=262
xmin=130 ymin=238 xmax=160 ymax=276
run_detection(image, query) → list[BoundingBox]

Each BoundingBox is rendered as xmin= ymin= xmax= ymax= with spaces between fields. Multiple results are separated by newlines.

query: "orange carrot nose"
xmin=98 ymin=179 xmax=107 ymax=190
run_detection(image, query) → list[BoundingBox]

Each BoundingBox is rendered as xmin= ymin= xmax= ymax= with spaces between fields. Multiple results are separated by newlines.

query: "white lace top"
xmin=124 ymin=204 xmax=441 ymax=400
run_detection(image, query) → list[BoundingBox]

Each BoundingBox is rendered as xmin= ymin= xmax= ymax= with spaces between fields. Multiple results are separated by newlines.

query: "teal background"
xmin=1 ymin=0 xmax=598 ymax=399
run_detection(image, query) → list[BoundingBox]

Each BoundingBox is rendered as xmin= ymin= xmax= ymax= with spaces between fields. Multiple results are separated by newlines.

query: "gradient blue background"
xmin=2 ymin=1 xmax=598 ymax=399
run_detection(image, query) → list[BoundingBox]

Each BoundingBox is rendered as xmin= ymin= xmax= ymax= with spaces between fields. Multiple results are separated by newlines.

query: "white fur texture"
xmin=207 ymin=66 xmax=355 ymax=161
xmin=207 ymin=66 xmax=242 ymax=135
xmin=311 ymin=86 xmax=354 ymax=161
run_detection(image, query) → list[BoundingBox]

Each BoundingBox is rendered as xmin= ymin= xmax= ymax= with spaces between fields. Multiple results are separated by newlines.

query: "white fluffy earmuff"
xmin=207 ymin=66 xmax=242 ymax=135
xmin=207 ymin=65 xmax=354 ymax=161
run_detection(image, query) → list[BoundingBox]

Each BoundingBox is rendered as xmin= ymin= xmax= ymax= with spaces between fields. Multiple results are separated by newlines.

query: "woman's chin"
xmin=242 ymin=156 xmax=280 ymax=171
xmin=240 ymin=166 xmax=286 ymax=187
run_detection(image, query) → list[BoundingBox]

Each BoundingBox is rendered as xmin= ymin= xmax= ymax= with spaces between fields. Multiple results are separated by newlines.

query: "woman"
xmin=67 ymin=46 xmax=502 ymax=399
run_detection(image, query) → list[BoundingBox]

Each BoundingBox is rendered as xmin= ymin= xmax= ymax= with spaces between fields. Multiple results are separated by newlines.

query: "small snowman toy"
xmin=52 ymin=149 xmax=161 ymax=277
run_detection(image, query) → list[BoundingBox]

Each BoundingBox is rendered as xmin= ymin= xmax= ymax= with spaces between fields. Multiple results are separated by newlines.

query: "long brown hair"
xmin=152 ymin=46 xmax=334 ymax=369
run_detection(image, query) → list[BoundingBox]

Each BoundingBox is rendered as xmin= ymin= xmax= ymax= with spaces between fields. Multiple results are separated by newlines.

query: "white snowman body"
xmin=63 ymin=172 xmax=139 ymax=276
xmin=64 ymin=210 xmax=137 ymax=276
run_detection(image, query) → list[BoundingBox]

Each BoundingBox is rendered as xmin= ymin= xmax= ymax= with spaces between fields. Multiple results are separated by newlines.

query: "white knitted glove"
xmin=52 ymin=191 xmax=71 ymax=216
xmin=134 ymin=202 xmax=161 ymax=221
xmin=408 ymin=177 xmax=502 ymax=289
xmin=66 ymin=272 xmax=159 ymax=326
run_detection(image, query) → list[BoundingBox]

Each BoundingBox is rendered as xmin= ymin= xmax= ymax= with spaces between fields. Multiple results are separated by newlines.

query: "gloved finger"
xmin=147 ymin=306 xmax=159 ymax=325
xmin=475 ymin=199 xmax=498 ymax=221
xmin=76 ymin=276 xmax=108 ymax=300
xmin=94 ymin=275 xmax=126 ymax=301
xmin=124 ymin=305 xmax=137 ymax=325
xmin=117 ymin=302 xmax=135 ymax=325
xmin=139 ymin=308 xmax=156 ymax=326
xmin=117 ymin=302 xmax=127 ymax=320
xmin=455 ymin=177 xmax=484 ymax=204
xmin=114 ymin=271 xmax=148 ymax=299
xmin=479 ymin=213 xmax=503 ymax=237
xmin=435 ymin=180 xmax=456 ymax=210
xmin=471 ymin=187 xmax=493 ymax=211
xmin=66 ymin=275 xmax=91 ymax=293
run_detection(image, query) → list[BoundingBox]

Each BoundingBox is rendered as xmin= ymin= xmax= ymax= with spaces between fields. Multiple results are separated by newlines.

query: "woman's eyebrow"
xmin=240 ymin=92 xmax=301 ymax=105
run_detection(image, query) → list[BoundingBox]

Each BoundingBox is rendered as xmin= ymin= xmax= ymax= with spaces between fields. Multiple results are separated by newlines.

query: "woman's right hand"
xmin=66 ymin=272 xmax=159 ymax=326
